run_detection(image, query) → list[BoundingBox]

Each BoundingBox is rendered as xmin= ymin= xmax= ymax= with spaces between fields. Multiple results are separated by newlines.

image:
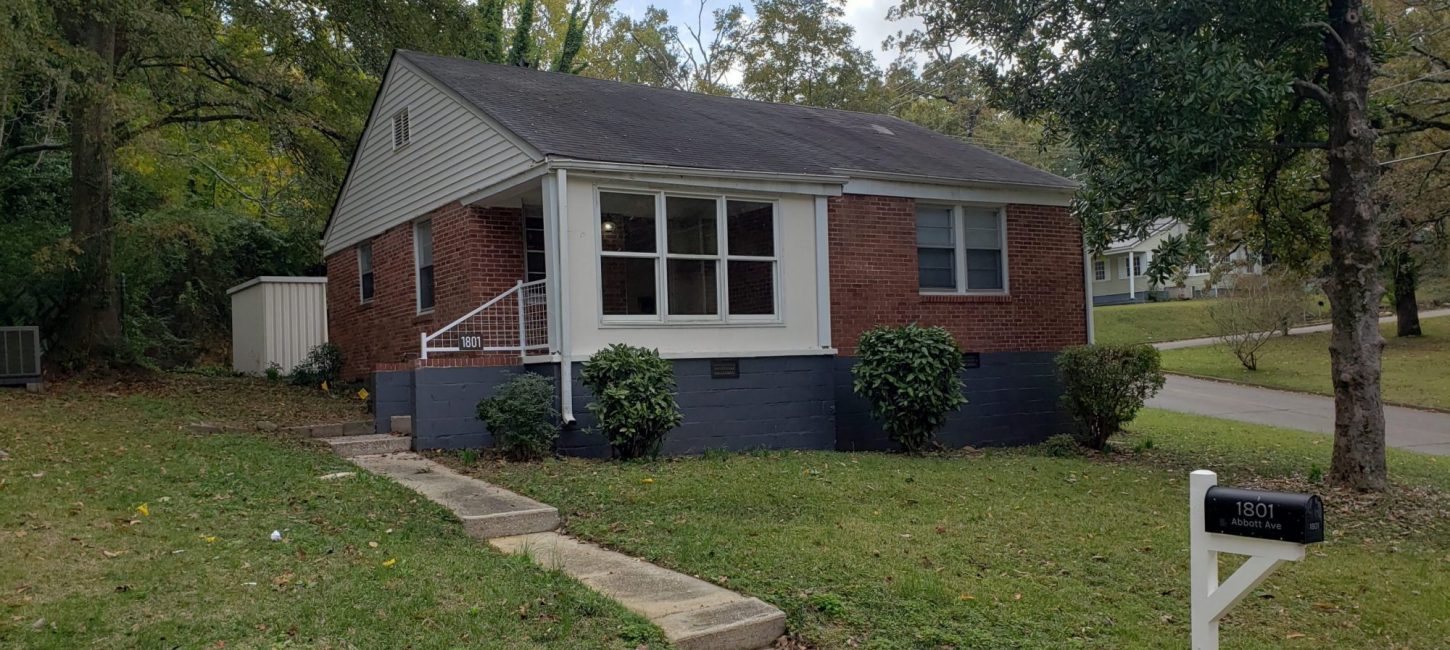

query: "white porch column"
xmin=814 ymin=196 xmax=832 ymax=349
xmin=1128 ymin=253 xmax=1136 ymax=299
xmin=542 ymin=168 xmax=576 ymax=423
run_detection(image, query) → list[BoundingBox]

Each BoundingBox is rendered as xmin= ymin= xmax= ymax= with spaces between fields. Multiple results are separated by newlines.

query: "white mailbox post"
xmin=1189 ymin=470 xmax=1325 ymax=650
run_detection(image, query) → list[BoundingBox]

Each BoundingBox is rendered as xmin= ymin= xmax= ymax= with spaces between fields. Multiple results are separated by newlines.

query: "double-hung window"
xmin=358 ymin=242 xmax=375 ymax=303
xmin=916 ymin=205 xmax=1007 ymax=293
xmin=1093 ymin=260 xmax=1106 ymax=281
xmin=523 ymin=203 xmax=546 ymax=282
xmin=414 ymin=219 xmax=435 ymax=313
xmin=598 ymin=190 xmax=778 ymax=322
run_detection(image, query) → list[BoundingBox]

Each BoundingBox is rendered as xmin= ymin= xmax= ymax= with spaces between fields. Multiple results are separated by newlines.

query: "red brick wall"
xmin=828 ymin=194 xmax=1087 ymax=355
xmin=326 ymin=202 xmax=526 ymax=379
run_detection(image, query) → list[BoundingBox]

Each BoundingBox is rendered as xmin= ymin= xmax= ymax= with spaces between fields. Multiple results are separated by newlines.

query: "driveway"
xmin=1148 ymin=374 xmax=1450 ymax=456
xmin=1153 ymin=307 xmax=1450 ymax=350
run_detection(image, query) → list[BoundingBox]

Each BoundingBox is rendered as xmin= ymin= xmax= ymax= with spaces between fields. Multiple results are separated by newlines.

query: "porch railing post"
xmin=420 ymin=331 xmax=428 ymax=360
xmin=515 ymin=280 xmax=526 ymax=358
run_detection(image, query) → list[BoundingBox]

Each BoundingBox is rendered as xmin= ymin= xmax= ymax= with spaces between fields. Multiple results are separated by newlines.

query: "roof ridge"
xmin=396 ymin=49 xmax=921 ymax=125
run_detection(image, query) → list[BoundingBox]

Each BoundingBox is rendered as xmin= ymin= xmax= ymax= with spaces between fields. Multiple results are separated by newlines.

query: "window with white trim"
xmin=1119 ymin=253 xmax=1145 ymax=279
xmin=414 ymin=219 xmax=434 ymax=312
xmin=1093 ymin=259 xmax=1106 ymax=281
xmin=391 ymin=108 xmax=411 ymax=149
xmin=916 ymin=204 xmax=1006 ymax=293
xmin=358 ymin=242 xmax=375 ymax=303
xmin=598 ymin=190 xmax=778 ymax=321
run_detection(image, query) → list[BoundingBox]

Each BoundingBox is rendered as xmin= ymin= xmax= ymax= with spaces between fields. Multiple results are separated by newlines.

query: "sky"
xmin=610 ymin=0 xmax=926 ymax=71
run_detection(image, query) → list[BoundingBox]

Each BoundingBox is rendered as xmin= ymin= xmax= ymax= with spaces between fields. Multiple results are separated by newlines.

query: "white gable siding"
xmin=324 ymin=62 xmax=537 ymax=256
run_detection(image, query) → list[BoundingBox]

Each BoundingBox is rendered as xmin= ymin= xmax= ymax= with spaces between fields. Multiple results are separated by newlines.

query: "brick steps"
xmin=337 ymin=450 xmax=785 ymax=650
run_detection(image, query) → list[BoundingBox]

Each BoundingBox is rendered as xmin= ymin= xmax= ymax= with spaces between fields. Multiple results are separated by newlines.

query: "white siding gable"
xmin=323 ymin=61 xmax=539 ymax=255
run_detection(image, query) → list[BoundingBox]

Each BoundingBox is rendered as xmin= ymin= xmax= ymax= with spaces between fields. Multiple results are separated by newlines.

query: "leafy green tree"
xmin=734 ymin=0 xmax=883 ymax=110
xmin=894 ymin=0 xmax=1390 ymax=490
xmin=477 ymin=0 xmax=508 ymax=63
xmin=509 ymin=0 xmax=540 ymax=67
xmin=553 ymin=2 xmax=589 ymax=73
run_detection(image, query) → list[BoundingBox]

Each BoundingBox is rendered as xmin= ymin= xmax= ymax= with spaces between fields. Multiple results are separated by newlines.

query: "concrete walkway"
xmin=1152 ymin=308 xmax=1450 ymax=350
xmin=1148 ymin=374 xmax=1450 ymax=455
xmin=346 ymin=452 xmax=785 ymax=650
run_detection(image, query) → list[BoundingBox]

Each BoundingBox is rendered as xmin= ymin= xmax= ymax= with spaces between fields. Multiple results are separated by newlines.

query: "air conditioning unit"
xmin=0 ymin=326 xmax=42 ymax=386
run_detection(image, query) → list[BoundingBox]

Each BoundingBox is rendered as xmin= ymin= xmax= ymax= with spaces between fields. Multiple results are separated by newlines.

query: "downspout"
xmin=1083 ymin=234 xmax=1096 ymax=344
xmin=553 ymin=168 xmax=576 ymax=424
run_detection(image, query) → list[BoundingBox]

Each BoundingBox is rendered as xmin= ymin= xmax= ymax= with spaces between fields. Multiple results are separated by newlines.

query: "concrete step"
xmin=491 ymin=532 xmax=786 ymax=650
xmin=349 ymin=453 xmax=559 ymax=538
xmin=322 ymin=433 xmax=411 ymax=457
xmin=287 ymin=420 xmax=374 ymax=438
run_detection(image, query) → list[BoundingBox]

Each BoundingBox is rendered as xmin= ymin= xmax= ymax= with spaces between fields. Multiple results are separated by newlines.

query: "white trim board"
xmin=843 ymin=177 xmax=1074 ymax=207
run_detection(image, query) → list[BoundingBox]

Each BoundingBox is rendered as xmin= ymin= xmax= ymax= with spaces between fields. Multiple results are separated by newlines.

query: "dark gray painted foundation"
xmin=375 ymin=351 xmax=1073 ymax=455
xmin=372 ymin=369 xmax=414 ymax=435
xmin=834 ymin=351 xmax=1074 ymax=451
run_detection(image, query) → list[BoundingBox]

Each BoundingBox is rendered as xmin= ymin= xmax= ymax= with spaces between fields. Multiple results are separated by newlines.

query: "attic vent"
xmin=870 ymin=124 xmax=895 ymax=136
xmin=391 ymin=108 xmax=411 ymax=149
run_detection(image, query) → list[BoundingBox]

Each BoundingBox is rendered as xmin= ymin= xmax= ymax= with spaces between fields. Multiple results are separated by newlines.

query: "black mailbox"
xmin=1204 ymin=486 xmax=1324 ymax=544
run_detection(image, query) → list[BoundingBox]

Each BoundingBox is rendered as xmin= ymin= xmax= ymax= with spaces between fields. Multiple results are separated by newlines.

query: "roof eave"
xmin=833 ymin=168 xmax=1079 ymax=193
xmin=546 ymin=157 xmax=851 ymax=185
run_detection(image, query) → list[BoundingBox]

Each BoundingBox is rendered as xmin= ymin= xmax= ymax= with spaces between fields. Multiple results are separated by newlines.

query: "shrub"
xmin=1035 ymin=434 xmax=1084 ymax=458
xmin=1209 ymin=272 xmax=1307 ymax=370
xmin=264 ymin=362 xmax=282 ymax=383
xmin=580 ymin=344 xmax=683 ymax=460
xmin=290 ymin=342 xmax=344 ymax=388
xmin=1055 ymin=344 xmax=1166 ymax=450
xmin=851 ymin=324 xmax=967 ymax=453
xmin=476 ymin=373 xmax=559 ymax=461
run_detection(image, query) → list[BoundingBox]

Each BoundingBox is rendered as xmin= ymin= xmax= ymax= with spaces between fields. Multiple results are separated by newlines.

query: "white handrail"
xmin=420 ymin=279 xmax=548 ymax=359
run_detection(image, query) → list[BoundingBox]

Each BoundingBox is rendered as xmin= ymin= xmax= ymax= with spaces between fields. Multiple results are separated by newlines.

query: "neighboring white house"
xmin=1089 ymin=220 xmax=1254 ymax=306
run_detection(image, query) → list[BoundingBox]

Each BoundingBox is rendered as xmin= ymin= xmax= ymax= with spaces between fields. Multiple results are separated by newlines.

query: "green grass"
xmin=441 ymin=411 xmax=1450 ymax=649
xmin=0 ymin=375 xmax=663 ymax=649
xmin=1094 ymin=300 xmax=1224 ymax=345
xmin=1161 ymin=316 xmax=1450 ymax=411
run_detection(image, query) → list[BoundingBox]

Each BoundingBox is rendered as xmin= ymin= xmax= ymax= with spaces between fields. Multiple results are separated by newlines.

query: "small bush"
xmin=264 ymin=362 xmax=282 ymax=383
xmin=1056 ymin=344 xmax=1165 ymax=450
xmin=476 ymin=373 xmax=559 ymax=461
xmin=1035 ymin=434 xmax=1084 ymax=458
xmin=1210 ymin=272 xmax=1307 ymax=370
xmin=290 ymin=342 xmax=344 ymax=387
xmin=851 ymin=324 xmax=966 ymax=453
xmin=581 ymin=344 xmax=683 ymax=460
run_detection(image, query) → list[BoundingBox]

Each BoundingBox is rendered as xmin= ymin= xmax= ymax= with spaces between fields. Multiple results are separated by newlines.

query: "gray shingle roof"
xmin=398 ymin=50 xmax=1077 ymax=190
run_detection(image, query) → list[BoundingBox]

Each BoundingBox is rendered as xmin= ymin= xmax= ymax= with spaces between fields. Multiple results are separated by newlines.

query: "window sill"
xmin=599 ymin=318 xmax=785 ymax=329
xmin=413 ymin=310 xmax=435 ymax=324
xmin=920 ymin=293 xmax=1012 ymax=304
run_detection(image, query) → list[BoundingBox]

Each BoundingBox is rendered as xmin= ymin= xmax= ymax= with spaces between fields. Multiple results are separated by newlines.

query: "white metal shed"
xmin=228 ymin=276 xmax=328 ymax=375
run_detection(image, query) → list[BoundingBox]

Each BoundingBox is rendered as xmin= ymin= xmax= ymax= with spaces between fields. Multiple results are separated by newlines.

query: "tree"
xmin=477 ymin=0 xmax=508 ymax=63
xmin=893 ymin=0 xmax=1390 ymax=489
xmin=508 ymin=0 xmax=540 ymax=67
xmin=553 ymin=2 xmax=589 ymax=73
xmin=733 ymin=0 xmax=883 ymax=110
xmin=0 ymin=0 xmax=477 ymax=365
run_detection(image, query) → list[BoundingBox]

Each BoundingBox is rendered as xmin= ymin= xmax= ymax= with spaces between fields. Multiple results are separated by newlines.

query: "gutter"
xmin=546 ymin=158 xmax=850 ymax=185
xmin=831 ymin=167 xmax=1080 ymax=192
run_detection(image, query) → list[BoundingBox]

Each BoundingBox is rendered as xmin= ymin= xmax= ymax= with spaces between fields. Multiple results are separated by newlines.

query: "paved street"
xmin=1148 ymin=374 xmax=1450 ymax=456
xmin=1152 ymin=307 xmax=1450 ymax=350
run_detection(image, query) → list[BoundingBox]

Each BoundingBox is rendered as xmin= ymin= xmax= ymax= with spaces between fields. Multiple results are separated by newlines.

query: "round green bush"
xmin=851 ymin=324 xmax=967 ymax=453
xmin=580 ymin=344 xmax=683 ymax=460
xmin=1055 ymin=344 xmax=1166 ymax=450
xmin=476 ymin=373 xmax=559 ymax=461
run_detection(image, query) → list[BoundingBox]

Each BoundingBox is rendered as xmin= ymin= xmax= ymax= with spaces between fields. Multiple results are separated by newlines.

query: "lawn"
xmin=1160 ymin=315 xmax=1450 ymax=411
xmin=1094 ymin=300 xmax=1224 ymax=345
xmin=441 ymin=411 xmax=1450 ymax=650
xmin=0 ymin=374 xmax=662 ymax=649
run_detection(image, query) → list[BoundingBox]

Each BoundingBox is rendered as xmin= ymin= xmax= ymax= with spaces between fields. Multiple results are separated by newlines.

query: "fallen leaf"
xmin=958 ymin=594 xmax=975 ymax=601
xmin=101 ymin=550 xmax=124 ymax=559
xmin=368 ymin=541 xmax=379 ymax=548
xmin=382 ymin=558 xmax=397 ymax=568
xmin=1287 ymin=632 xmax=1306 ymax=639
xmin=135 ymin=503 xmax=149 ymax=517
xmin=641 ymin=478 xmax=655 ymax=484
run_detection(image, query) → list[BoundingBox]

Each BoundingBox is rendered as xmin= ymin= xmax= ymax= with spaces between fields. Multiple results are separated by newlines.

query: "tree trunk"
xmin=54 ymin=7 xmax=122 ymax=366
xmin=1324 ymin=0 xmax=1387 ymax=492
xmin=1392 ymin=252 xmax=1421 ymax=337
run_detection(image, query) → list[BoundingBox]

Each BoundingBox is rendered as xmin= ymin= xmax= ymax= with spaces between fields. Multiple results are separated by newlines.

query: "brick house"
xmin=323 ymin=50 xmax=1091 ymax=455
